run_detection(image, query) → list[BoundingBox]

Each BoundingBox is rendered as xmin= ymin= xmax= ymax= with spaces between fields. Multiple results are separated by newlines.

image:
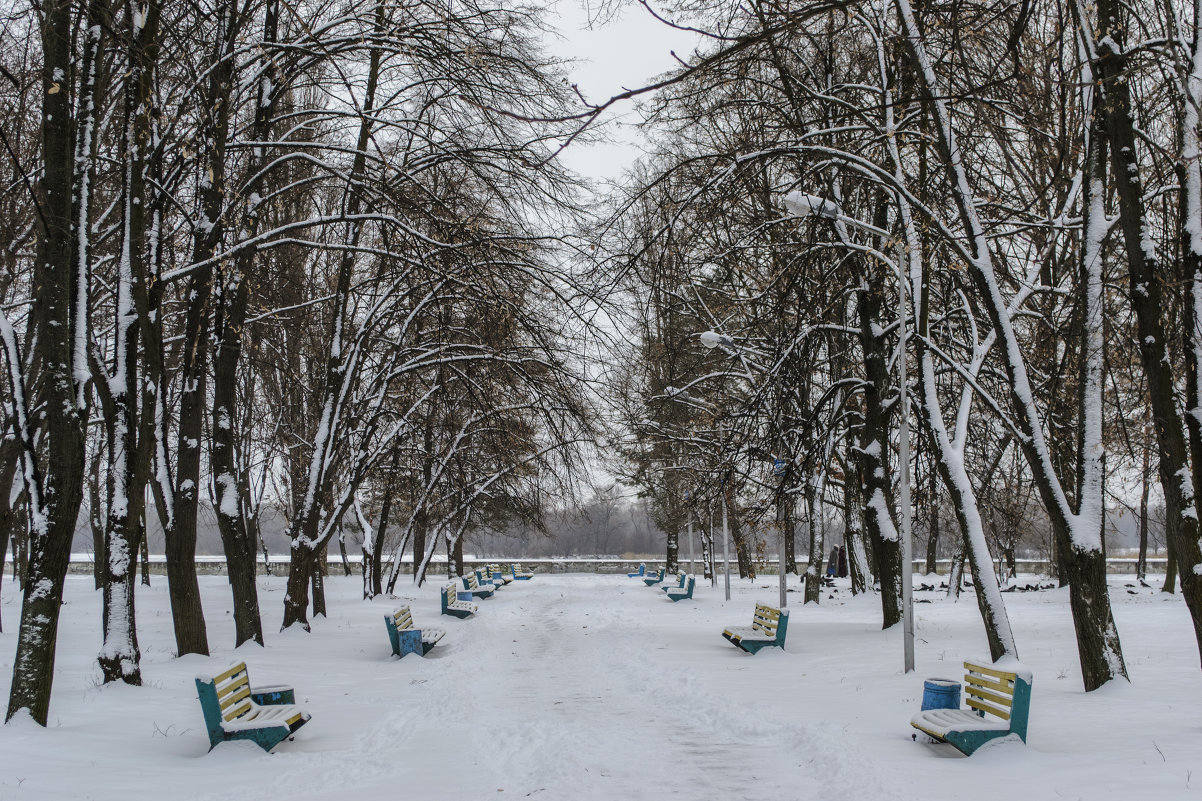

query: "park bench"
xmin=487 ymin=563 xmax=515 ymax=584
xmin=721 ymin=603 xmax=789 ymax=654
xmin=510 ymin=562 xmax=534 ymax=580
xmin=627 ymin=563 xmax=646 ymax=578
xmin=462 ymin=572 xmax=495 ymax=598
xmin=385 ymin=606 xmax=445 ymax=658
xmin=642 ymin=568 xmax=666 ymax=586
xmin=442 ymin=582 xmax=478 ymax=618
xmin=911 ymin=660 xmax=1033 ymax=755
xmin=665 ymin=574 xmax=695 ymax=602
xmin=473 ymin=568 xmax=501 ymax=590
xmin=195 ymin=662 xmax=310 ymax=752
xmin=662 ymin=572 xmax=687 ymax=592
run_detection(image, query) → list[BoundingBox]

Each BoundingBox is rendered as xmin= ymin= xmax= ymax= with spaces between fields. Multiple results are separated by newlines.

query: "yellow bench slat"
xmin=966 ymin=662 xmax=1017 ymax=682
xmin=967 ymin=697 xmax=1012 ymax=720
xmin=966 ymin=674 xmax=1014 ymax=695
xmin=224 ymin=701 xmax=253 ymax=722
xmin=212 ymin=662 xmax=248 ymax=685
xmin=966 ymin=685 xmax=1014 ymax=710
xmin=220 ymin=685 xmax=251 ymax=709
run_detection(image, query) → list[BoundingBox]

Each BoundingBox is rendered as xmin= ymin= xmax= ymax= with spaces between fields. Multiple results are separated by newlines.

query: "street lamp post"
xmin=685 ymin=490 xmax=696 ymax=575
xmin=721 ymin=475 xmax=731 ymax=601
xmin=783 ymin=190 xmax=915 ymax=674
xmin=774 ymin=458 xmax=788 ymax=609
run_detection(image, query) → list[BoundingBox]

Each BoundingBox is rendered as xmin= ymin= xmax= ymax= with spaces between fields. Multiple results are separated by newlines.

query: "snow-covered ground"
xmin=0 ymin=570 xmax=1198 ymax=800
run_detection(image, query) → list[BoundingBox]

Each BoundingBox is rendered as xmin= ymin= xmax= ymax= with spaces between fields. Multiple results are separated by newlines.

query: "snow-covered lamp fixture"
xmin=699 ymin=331 xmax=734 ymax=350
xmin=783 ymin=191 xmax=841 ymax=221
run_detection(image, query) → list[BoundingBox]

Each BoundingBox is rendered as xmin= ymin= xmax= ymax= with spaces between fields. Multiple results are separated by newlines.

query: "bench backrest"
xmin=750 ymin=604 xmax=786 ymax=641
xmin=390 ymin=606 xmax=414 ymax=632
xmin=205 ymin=662 xmax=253 ymax=724
xmin=464 ymin=573 xmax=480 ymax=590
xmin=963 ymin=661 xmax=1032 ymax=739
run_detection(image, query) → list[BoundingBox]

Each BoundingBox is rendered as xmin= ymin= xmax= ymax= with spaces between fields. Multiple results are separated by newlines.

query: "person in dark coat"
xmin=836 ymin=545 xmax=848 ymax=578
xmin=826 ymin=546 xmax=839 ymax=577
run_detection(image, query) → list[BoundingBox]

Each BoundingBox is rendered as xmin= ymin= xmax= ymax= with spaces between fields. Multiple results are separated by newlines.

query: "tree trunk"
xmin=1137 ymin=417 xmax=1150 ymax=583
xmin=337 ymin=527 xmax=352 ymax=576
xmin=856 ymin=281 xmax=903 ymax=629
xmin=163 ymin=114 xmax=227 ymax=657
xmin=0 ymin=438 xmax=18 ymax=631
xmin=208 ymin=0 xmax=271 ymax=648
xmin=804 ymin=479 xmax=823 ymax=605
xmin=844 ymin=462 xmax=869 ymax=595
xmin=88 ymin=449 xmax=104 ymax=590
xmin=1165 ymin=539 xmax=1178 ymax=594
xmin=311 ymin=544 xmax=327 ymax=618
xmin=898 ymin=0 xmax=1120 ymax=683
xmin=666 ymin=522 xmax=679 ymax=575
xmin=925 ymin=468 xmax=939 ymax=574
xmin=948 ymin=543 xmax=966 ymax=600
xmin=6 ymin=0 xmax=92 ymax=723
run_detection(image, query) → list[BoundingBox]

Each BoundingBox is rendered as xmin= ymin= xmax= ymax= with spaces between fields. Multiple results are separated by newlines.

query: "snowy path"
xmin=414 ymin=577 xmax=847 ymax=798
xmin=1 ymin=571 xmax=1200 ymax=800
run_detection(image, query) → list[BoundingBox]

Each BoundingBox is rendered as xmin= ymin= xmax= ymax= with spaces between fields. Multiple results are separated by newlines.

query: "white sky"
xmin=546 ymin=0 xmax=700 ymax=182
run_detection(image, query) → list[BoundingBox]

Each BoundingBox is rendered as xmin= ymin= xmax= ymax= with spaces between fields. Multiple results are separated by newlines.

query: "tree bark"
xmin=856 ymin=281 xmax=903 ymax=629
xmin=208 ymin=0 xmax=270 ymax=648
xmin=925 ymin=468 xmax=939 ymax=574
xmin=1085 ymin=0 xmax=1192 ymax=673
xmin=6 ymin=0 xmax=92 ymax=723
xmin=803 ymin=477 xmax=823 ymax=604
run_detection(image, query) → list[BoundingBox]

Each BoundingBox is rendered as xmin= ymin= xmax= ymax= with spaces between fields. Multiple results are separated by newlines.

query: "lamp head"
xmin=699 ymin=331 xmax=734 ymax=350
xmin=783 ymin=191 xmax=841 ymax=221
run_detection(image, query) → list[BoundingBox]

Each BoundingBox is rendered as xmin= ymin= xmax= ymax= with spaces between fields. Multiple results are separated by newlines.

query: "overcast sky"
xmin=546 ymin=1 xmax=700 ymax=182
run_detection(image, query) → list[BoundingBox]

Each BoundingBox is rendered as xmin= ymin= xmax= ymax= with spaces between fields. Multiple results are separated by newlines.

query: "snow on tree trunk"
xmin=856 ymin=276 xmax=903 ymax=629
